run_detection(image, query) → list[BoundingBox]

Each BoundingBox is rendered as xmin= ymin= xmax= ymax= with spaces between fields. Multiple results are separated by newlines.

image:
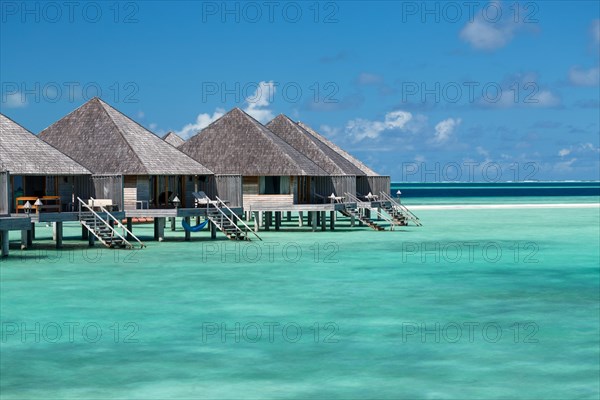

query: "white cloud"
xmin=460 ymin=18 xmax=515 ymax=50
xmin=569 ymin=66 xmax=600 ymax=86
xmin=345 ymin=110 xmax=413 ymax=141
xmin=532 ymin=90 xmax=561 ymax=107
xmin=174 ymin=80 xmax=276 ymax=139
xmin=459 ymin=1 xmax=535 ymax=50
xmin=2 ymin=92 xmax=27 ymax=108
xmin=432 ymin=118 xmax=461 ymax=144
xmin=243 ymin=81 xmax=276 ymax=123
xmin=320 ymin=124 xmax=340 ymax=137
xmin=558 ymin=143 xmax=600 ymax=157
xmin=137 ymin=111 xmax=145 ymax=119
xmin=175 ymin=108 xmax=225 ymax=139
xmin=149 ymin=123 xmax=158 ymax=130
xmin=477 ymin=72 xmax=561 ymax=108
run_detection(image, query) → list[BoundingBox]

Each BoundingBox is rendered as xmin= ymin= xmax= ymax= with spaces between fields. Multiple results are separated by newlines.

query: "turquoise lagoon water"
xmin=1 ymin=197 xmax=599 ymax=399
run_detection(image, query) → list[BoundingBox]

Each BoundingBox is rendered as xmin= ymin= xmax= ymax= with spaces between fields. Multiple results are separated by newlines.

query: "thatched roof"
xmin=180 ymin=108 xmax=327 ymax=176
xmin=0 ymin=114 xmax=90 ymax=176
xmin=162 ymin=131 xmax=185 ymax=148
xmin=39 ymin=98 xmax=212 ymax=176
xmin=297 ymin=121 xmax=380 ymax=176
xmin=267 ymin=114 xmax=366 ymax=176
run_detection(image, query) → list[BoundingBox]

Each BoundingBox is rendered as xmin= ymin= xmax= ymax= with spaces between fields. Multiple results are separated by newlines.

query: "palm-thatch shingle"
xmin=0 ymin=113 xmax=90 ymax=175
xmin=162 ymin=131 xmax=185 ymax=148
xmin=39 ymin=98 xmax=213 ymax=176
xmin=297 ymin=121 xmax=380 ymax=176
xmin=179 ymin=108 xmax=327 ymax=176
xmin=267 ymin=114 xmax=366 ymax=176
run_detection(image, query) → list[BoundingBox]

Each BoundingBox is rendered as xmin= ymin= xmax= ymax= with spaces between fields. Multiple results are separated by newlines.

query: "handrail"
xmin=215 ymin=196 xmax=262 ymax=241
xmin=77 ymin=197 xmax=134 ymax=248
xmin=371 ymin=204 xmax=396 ymax=230
xmin=380 ymin=192 xmax=422 ymax=226
xmin=96 ymin=203 xmax=146 ymax=248
xmin=206 ymin=198 xmax=249 ymax=240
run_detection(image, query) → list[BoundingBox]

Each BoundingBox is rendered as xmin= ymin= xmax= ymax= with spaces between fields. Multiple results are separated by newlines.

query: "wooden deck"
xmin=0 ymin=215 xmax=32 ymax=231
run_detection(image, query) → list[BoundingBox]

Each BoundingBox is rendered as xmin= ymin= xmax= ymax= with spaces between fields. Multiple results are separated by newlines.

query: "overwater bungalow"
xmin=162 ymin=131 xmax=185 ymax=148
xmin=266 ymin=114 xmax=362 ymax=202
xmin=179 ymin=108 xmax=329 ymax=210
xmin=297 ymin=121 xmax=391 ymax=199
xmin=0 ymin=113 xmax=91 ymax=213
xmin=39 ymin=98 xmax=214 ymax=211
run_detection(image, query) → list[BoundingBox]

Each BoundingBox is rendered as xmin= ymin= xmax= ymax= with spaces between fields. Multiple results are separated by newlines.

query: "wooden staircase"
xmin=340 ymin=206 xmax=385 ymax=231
xmin=379 ymin=192 xmax=422 ymax=226
xmin=198 ymin=194 xmax=262 ymax=241
xmin=78 ymin=198 xmax=145 ymax=249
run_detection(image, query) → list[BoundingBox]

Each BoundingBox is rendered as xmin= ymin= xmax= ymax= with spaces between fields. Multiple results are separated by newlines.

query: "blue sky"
xmin=1 ymin=1 xmax=599 ymax=181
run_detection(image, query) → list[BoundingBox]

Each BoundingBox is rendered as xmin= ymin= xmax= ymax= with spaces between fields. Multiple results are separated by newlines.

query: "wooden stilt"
xmin=330 ymin=211 xmax=335 ymax=230
xmin=157 ymin=218 xmax=165 ymax=242
xmin=88 ymin=232 xmax=95 ymax=247
xmin=298 ymin=211 xmax=303 ymax=227
xmin=321 ymin=211 xmax=326 ymax=231
xmin=31 ymin=223 xmax=35 ymax=240
xmin=265 ymin=211 xmax=271 ymax=231
xmin=311 ymin=211 xmax=317 ymax=232
xmin=126 ymin=218 xmax=133 ymax=240
xmin=286 ymin=211 xmax=291 ymax=222
xmin=1 ymin=231 xmax=9 ymax=257
xmin=253 ymin=212 xmax=259 ymax=232
xmin=351 ymin=215 xmax=355 ymax=227
xmin=210 ymin=221 xmax=217 ymax=239
xmin=21 ymin=230 xmax=28 ymax=250
xmin=275 ymin=211 xmax=281 ymax=231
xmin=55 ymin=221 xmax=63 ymax=249
xmin=82 ymin=225 xmax=89 ymax=240
xmin=184 ymin=217 xmax=191 ymax=241
xmin=170 ymin=217 xmax=176 ymax=231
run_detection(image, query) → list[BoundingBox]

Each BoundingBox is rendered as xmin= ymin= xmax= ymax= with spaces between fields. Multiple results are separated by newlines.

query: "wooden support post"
xmin=311 ymin=211 xmax=317 ymax=232
xmin=275 ymin=211 xmax=281 ymax=231
xmin=258 ymin=212 xmax=263 ymax=228
xmin=316 ymin=211 xmax=321 ymax=226
xmin=351 ymin=215 xmax=355 ymax=227
xmin=321 ymin=211 xmax=326 ymax=231
xmin=210 ymin=221 xmax=217 ymax=239
xmin=157 ymin=218 xmax=165 ymax=242
xmin=286 ymin=211 xmax=291 ymax=222
xmin=1 ymin=231 xmax=9 ymax=257
xmin=88 ymin=232 xmax=95 ymax=247
xmin=298 ymin=211 xmax=303 ymax=227
xmin=265 ymin=211 xmax=271 ymax=231
xmin=330 ymin=211 xmax=335 ymax=230
xmin=82 ymin=225 xmax=89 ymax=240
xmin=21 ymin=230 xmax=28 ymax=250
xmin=170 ymin=217 xmax=176 ymax=231
xmin=55 ymin=221 xmax=63 ymax=249
xmin=253 ymin=212 xmax=259 ymax=232
xmin=154 ymin=218 xmax=159 ymax=240
xmin=184 ymin=217 xmax=191 ymax=241
xmin=126 ymin=218 xmax=133 ymax=240
xmin=52 ymin=222 xmax=57 ymax=241
xmin=31 ymin=223 xmax=35 ymax=240
xmin=196 ymin=216 xmax=200 ymax=225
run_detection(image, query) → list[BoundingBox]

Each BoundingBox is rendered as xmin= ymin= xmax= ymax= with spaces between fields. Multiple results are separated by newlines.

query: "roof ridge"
xmin=238 ymin=110 xmax=327 ymax=175
xmin=96 ymin=99 xmax=148 ymax=174
xmin=268 ymin=115 xmax=349 ymax=175
xmin=297 ymin=121 xmax=379 ymax=176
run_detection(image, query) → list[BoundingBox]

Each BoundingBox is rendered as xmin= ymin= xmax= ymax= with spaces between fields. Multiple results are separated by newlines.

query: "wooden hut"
xmin=297 ymin=121 xmax=391 ymax=198
xmin=179 ymin=108 xmax=328 ymax=209
xmin=39 ymin=98 xmax=214 ymax=211
xmin=0 ymin=114 xmax=91 ymax=213
xmin=266 ymin=114 xmax=361 ymax=202
xmin=162 ymin=131 xmax=185 ymax=148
